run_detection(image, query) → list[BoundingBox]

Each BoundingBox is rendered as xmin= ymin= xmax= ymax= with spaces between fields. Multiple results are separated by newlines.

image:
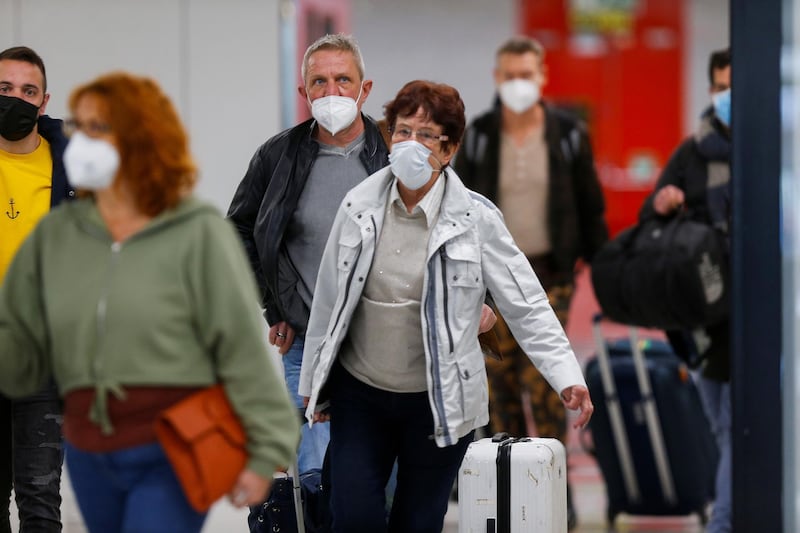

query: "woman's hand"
xmin=478 ymin=304 xmax=497 ymax=334
xmin=560 ymin=385 xmax=594 ymax=429
xmin=228 ymin=469 xmax=272 ymax=508
xmin=303 ymin=396 xmax=330 ymax=423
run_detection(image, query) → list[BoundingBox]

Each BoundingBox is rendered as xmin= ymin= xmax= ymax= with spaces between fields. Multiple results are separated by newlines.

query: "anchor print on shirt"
xmin=6 ymin=198 xmax=20 ymax=220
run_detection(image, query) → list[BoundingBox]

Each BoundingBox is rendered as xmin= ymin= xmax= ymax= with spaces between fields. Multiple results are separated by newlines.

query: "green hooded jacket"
xmin=0 ymin=196 xmax=299 ymax=478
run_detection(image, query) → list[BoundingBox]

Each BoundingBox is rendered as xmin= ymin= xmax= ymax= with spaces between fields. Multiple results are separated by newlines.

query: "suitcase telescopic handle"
xmin=628 ymin=328 xmax=678 ymax=506
xmin=592 ymin=314 xmax=678 ymax=507
xmin=592 ymin=313 xmax=642 ymax=504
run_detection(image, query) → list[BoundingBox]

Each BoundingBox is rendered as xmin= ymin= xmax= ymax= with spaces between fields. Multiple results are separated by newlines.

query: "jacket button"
xmin=358 ymin=277 xmax=364 ymax=282
xmin=343 ymin=261 xmax=348 ymax=266
xmin=453 ymin=275 xmax=458 ymax=281
xmin=357 ymin=214 xmax=362 ymax=219
xmin=347 ymin=202 xmax=351 ymax=207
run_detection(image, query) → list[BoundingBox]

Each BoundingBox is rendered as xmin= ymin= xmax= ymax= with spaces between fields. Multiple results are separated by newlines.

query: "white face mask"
xmin=63 ymin=131 xmax=120 ymax=190
xmin=498 ymin=79 xmax=541 ymax=114
xmin=389 ymin=140 xmax=441 ymax=190
xmin=309 ymin=83 xmax=363 ymax=136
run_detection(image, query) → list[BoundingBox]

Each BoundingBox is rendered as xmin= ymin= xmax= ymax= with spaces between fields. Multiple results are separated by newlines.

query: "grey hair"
xmin=301 ymin=33 xmax=366 ymax=84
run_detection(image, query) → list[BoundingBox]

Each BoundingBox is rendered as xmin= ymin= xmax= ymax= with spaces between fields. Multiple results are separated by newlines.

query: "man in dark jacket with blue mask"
xmin=0 ymin=45 xmax=74 ymax=533
xmin=639 ymin=47 xmax=732 ymax=533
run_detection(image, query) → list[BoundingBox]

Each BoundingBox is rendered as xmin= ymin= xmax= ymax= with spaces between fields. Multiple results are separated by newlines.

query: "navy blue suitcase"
xmin=584 ymin=316 xmax=717 ymax=526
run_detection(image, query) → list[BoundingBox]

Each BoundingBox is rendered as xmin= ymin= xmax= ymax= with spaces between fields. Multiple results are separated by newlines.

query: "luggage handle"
xmin=292 ymin=407 xmax=307 ymax=533
xmin=628 ymin=327 xmax=678 ymax=506
xmin=591 ymin=314 xmax=641 ymax=505
xmin=592 ymin=314 xmax=678 ymax=506
xmin=490 ymin=432 xmax=516 ymax=444
xmin=289 ymin=459 xmax=306 ymax=533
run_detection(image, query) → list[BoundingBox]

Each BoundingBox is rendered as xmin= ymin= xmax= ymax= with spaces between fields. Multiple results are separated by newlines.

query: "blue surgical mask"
xmin=389 ymin=140 xmax=441 ymax=190
xmin=712 ymin=88 xmax=731 ymax=127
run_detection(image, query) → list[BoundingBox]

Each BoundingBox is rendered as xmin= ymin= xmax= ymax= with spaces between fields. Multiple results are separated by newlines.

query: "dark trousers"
xmin=0 ymin=383 xmax=64 ymax=533
xmin=327 ymin=364 xmax=473 ymax=533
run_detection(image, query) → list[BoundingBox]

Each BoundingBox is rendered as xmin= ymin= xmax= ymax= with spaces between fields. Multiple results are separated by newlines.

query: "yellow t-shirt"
xmin=0 ymin=136 xmax=53 ymax=279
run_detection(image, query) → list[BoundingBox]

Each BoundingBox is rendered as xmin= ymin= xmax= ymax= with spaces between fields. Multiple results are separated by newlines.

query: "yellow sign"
xmin=569 ymin=0 xmax=638 ymax=35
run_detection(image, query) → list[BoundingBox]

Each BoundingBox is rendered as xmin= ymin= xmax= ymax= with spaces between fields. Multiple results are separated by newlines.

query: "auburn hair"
xmin=383 ymin=80 xmax=465 ymax=153
xmin=68 ymin=72 xmax=197 ymax=216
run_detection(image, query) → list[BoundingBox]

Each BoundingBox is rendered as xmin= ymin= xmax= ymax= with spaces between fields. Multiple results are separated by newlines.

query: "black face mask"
xmin=0 ymin=94 xmax=40 ymax=142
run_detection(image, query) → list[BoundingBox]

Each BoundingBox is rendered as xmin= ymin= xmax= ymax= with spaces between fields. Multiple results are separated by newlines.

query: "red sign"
xmin=521 ymin=0 xmax=685 ymax=236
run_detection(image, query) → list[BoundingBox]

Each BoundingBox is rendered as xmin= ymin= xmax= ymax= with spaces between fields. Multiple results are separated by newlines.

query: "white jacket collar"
xmin=341 ymin=166 xmax=479 ymax=240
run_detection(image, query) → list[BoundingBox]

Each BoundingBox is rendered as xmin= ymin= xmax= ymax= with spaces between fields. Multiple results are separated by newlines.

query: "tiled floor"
xmin=9 ymin=271 xmax=710 ymax=532
xmin=12 ymin=450 xmax=704 ymax=533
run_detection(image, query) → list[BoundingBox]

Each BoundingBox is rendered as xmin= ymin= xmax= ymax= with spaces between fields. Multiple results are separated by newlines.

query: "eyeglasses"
xmin=390 ymin=126 xmax=448 ymax=144
xmin=63 ymin=119 xmax=112 ymax=138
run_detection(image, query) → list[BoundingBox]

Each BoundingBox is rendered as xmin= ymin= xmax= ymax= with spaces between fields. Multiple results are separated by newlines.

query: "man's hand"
xmin=228 ymin=469 xmax=272 ymax=508
xmin=478 ymin=304 xmax=497 ymax=334
xmin=269 ymin=322 xmax=295 ymax=355
xmin=653 ymin=185 xmax=685 ymax=216
xmin=560 ymin=385 xmax=594 ymax=429
xmin=303 ymin=396 xmax=330 ymax=423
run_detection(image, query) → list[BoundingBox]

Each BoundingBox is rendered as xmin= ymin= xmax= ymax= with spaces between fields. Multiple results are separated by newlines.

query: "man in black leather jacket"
xmin=227 ymin=34 xmax=389 ymax=477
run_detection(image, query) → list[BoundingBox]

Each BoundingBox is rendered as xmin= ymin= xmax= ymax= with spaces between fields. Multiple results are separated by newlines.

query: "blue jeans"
xmin=65 ymin=441 xmax=206 ymax=533
xmin=695 ymin=376 xmax=731 ymax=533
xmin=327 ymin=363 xmax=473 ymax=533
xmin=283 ymin=338 xmax=330 ymax=474
xmin=0 ymin=382 xmax=64 ymax=533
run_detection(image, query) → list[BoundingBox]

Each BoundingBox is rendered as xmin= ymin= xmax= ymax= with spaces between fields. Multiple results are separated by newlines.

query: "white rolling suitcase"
xmin=458 ymin=434 xmax=567 ymax=533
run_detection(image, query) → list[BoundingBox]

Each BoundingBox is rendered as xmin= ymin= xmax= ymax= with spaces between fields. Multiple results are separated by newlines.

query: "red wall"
xmin=521 ymin=0 xmax=685 ymax=236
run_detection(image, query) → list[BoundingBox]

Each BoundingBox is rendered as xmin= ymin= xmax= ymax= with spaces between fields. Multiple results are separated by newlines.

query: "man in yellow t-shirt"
xmin=0 ymin=46 xmax=73 ymax=533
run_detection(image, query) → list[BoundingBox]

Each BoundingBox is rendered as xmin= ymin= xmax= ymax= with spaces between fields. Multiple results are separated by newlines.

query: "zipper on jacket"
xmin=266 ymin=139 xmax=319 ymax=325
xmin=426 ymin=250 xmax=451 ymax=446
xmin=93 ymin=242 xmax=122 ymax=378
xmin=439 ymin=251 xmax=455 ymax=353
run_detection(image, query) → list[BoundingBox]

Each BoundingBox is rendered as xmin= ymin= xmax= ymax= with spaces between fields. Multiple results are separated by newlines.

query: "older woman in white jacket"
xmin=298 ymin=80 xmax=593 ymax=533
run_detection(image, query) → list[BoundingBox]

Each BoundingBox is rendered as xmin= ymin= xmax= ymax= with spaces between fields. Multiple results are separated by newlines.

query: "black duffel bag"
xmin=591 ymin=212 xmax=729 ymax=330
xmin=248 ymin=467 xmax=331 ymax=533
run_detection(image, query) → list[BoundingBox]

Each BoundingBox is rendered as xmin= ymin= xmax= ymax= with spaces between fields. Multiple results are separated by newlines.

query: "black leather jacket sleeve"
xmin=227 ymin=140 xmax=277 ymax=316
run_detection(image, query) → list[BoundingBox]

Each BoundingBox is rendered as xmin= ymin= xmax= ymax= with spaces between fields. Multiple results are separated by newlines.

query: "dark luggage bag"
xmin=590 ymin=212 xmax=729 ymax=330
xmin=583 ymin=315 xmax=718 ymax=526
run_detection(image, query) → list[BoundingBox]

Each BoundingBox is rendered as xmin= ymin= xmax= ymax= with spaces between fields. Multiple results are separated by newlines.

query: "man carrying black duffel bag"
xmin=638 ymin=48 xmax=732 ymax=533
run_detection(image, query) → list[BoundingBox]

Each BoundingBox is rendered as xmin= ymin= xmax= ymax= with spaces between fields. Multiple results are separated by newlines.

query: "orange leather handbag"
xmin=154 ymin=384 xmax=247 ymax=512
